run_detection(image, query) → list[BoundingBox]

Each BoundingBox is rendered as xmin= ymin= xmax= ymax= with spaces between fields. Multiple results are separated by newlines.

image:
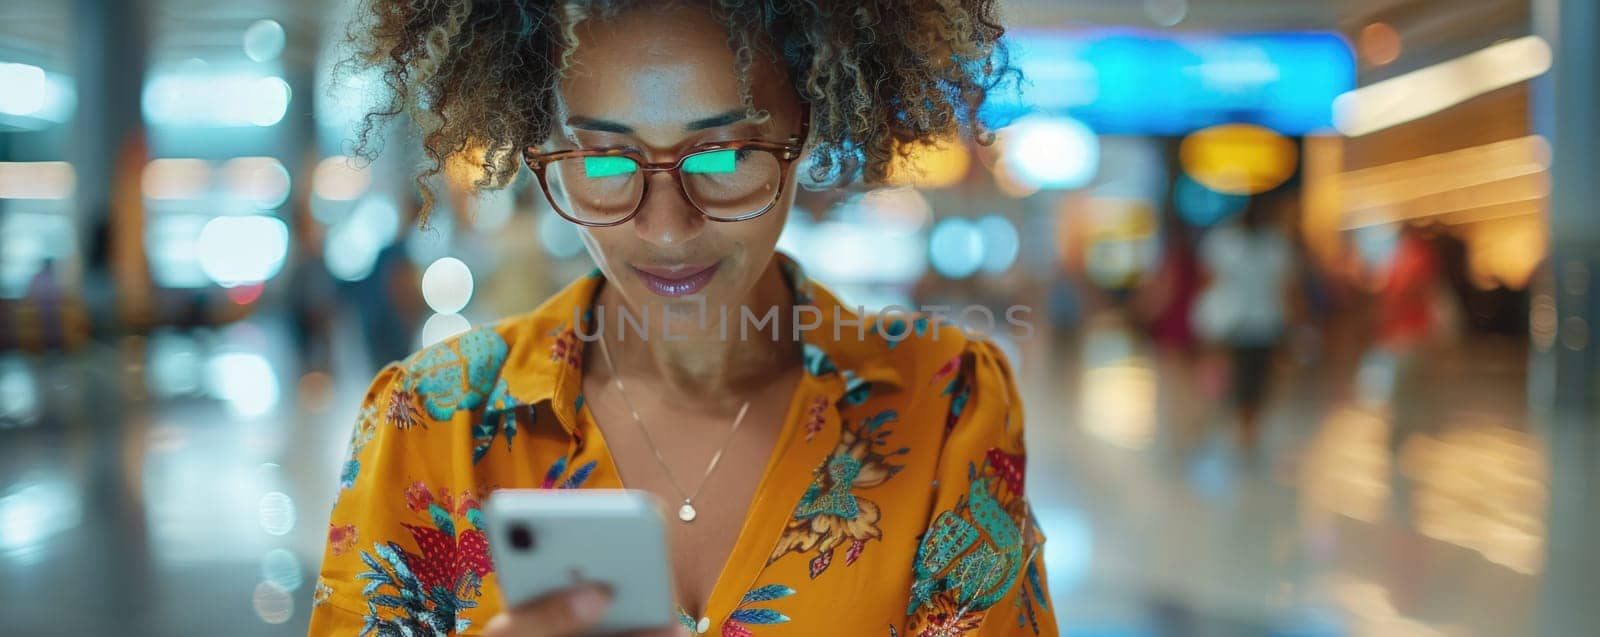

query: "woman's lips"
xmin=631 ymin=261 xmax=720 ymax=297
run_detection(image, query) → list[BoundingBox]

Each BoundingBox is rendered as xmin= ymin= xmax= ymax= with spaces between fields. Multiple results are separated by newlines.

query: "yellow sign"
xmin=1179 ymin=123 xmax=1298 ymax=195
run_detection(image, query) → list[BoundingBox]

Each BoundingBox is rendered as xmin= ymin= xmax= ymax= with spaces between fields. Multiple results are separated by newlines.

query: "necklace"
xmin=595 ymin=334 xmax=751 ymax=524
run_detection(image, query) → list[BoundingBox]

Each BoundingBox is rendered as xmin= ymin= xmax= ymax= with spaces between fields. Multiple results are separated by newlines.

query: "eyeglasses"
xmin=523 ymin=116 xmax=809 ymax=228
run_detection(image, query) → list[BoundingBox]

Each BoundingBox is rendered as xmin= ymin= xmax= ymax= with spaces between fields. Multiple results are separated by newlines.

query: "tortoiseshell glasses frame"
xmin=522 ymin=114 xmax=810 ymax=228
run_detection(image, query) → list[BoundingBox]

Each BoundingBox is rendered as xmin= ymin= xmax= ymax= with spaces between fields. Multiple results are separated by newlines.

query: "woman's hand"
xmin=481 ymin=585 xmax=690 ymax=637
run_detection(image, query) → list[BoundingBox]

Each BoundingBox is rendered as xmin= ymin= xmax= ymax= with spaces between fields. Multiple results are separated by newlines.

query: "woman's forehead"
xmin=555 ymin=5 xmax=793 ymax=137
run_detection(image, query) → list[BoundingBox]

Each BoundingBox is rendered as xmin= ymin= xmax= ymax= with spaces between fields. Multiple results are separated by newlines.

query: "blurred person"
xmin=1134 ymin=223 xmax=1209 ymax=455
xmin=342 ymin=201 xmax=426 ymax=371
xmin=1376 ymin=225 xmax=1443 ymax=356
xmin=1370 ymin=224 xmax=1449 ymax=443
xmin=109 ymin=131 xmax=157 ymax=333
xmin=1192 ymin=188 xmax=1296 ymax=450
xmin=1139 ymin=230 xmax=1203 ymax=357
xmin=1045 ymin=276 xmax=1083 ymax=337
xmin=310 ymin=3 xmax=1054 ymax=637
xmin=289 ymin=153 xmax=341 ymax=375
xmin=1365 ymin=225 xmax=1447 ymax=615
xmin=24 ymin=258 xmax=66 ymax=350
xmin=1284 ymin=237 xmax=1333 ymax=368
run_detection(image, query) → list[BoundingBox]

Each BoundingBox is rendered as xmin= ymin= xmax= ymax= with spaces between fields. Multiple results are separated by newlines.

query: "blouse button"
xmin=696 ymin=616 xmax=711 ymax=634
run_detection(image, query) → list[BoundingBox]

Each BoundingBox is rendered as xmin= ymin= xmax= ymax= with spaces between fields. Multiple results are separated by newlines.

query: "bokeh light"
xmin=0 ymin=478 xmax=82 ymax=562
xmin=976 ymin=215 xmax=1020 ymax=274
xmin=990 ymin=159 xmax=1041 ymax=199
xmin=312 ymin=156 xmax=372 ymax=201
xmin=252 ymin=581 xmax=294 ymax=624
xmin=226 ymin=283 xmax=265 ymax=305
xmin=0 ymin=161 xmax=75 ymax=200
xmin=885 ymin=135 xmax=971 ymax=189
xmin=256 ymin=491 xmax=296 ymax=536
xmin=0 ymin=62 xmax=47 ymax=116
xmin=220 ymin=157 xmax=291 ymax=210
xmin=297 ymin=371 xmax=334 ymax=412
xmin=196 ymin=215 xmax=289 ymax=287
xmin=0 ymin=355 xmax=40 ymax=427
xmin=928 ymin=218 xmax=986 ymax=279
xmin=997 ymin=115 xmax=1099 ymax=190
xmin=421 ymin=313 xmax=473 ymax=348
xmin=798 ymin=220 xmax=928 ymax=290
xmin=1334 ymin=35 xmax=1551 ymax=137
xmin=1359 ymin=22 xmax=1403 ymax=67
xmin=852 ymin=188 xmax=932 ymax=236
xmin=206 ymin=353 xmax=280 ymax=418
xmin=143 ymin=71 xmax=291 ymax=128
xmin=421 ymin=257 xmax=474 ymax=314
xmin=242 ymin=20 xmax=287 ymax=63
xmin=260 ymin=548 xmax=303 ymax=592
xmin=247 ymin=77 xmax=291 ymax=127
xmin=142 ymin=159 xmax=212 ymax=200
xmin=1143 ymin=0 xmax=1188 ymax=27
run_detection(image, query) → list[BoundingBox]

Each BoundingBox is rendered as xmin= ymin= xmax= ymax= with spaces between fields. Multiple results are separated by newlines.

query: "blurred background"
xmin=3 ymin=0 xmax=1599 ymax=635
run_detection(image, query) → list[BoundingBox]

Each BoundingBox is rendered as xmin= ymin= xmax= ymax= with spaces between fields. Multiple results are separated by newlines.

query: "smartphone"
xmin=483 ymin=489 xmax=677 ymax=633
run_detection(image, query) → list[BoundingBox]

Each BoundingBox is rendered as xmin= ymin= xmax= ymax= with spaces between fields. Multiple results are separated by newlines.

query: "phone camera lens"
xmin=509 ymin=524 xmax=535 ymax=551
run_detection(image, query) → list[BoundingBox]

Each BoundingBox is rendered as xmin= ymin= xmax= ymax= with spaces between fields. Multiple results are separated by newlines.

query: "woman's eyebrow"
xmin=684 ymin=110 xmax=748 ymax=131
xmin=565 ymin=110 xmax=747 ymax=135
xmin=566 ymin=116 xmax=634 ymax=134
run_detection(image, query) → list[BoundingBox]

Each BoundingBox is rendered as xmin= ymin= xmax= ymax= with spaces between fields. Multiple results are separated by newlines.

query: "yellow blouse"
xmin=309 ymin=254 xmax=1055 ymax=636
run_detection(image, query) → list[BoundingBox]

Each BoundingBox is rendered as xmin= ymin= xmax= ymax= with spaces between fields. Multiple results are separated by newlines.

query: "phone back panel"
xmin=483 ymin=489 xmax=676 ymax=633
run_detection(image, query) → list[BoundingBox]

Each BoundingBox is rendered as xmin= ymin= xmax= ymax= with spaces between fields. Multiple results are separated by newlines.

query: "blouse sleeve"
xmin=907 ymin=338 xmax=1057 ymax=637
xmin=307 ymin=363 xmax=481 ymax=636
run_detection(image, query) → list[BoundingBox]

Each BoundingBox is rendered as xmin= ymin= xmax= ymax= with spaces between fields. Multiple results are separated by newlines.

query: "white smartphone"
xmin=483 ymin=489 xmax=677 ymax=633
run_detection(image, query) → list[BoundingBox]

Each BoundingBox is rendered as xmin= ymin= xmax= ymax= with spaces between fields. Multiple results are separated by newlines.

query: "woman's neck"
xmin=592 ymin=261 xmax=801 ymax=407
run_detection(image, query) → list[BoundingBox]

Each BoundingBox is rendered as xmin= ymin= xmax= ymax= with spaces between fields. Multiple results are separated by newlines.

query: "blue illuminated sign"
xmin=983 ymin=29 xmax=1356 ymax=136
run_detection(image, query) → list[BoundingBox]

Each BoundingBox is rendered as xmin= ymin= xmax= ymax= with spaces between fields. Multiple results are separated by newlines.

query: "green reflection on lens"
xmin=583 ymin=156 xmax=637 ymax=178
xmin=683 ymin=149 xmax=737 ymax=174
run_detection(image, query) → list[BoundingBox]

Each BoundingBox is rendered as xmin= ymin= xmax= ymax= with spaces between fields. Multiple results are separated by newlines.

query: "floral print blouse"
xmin=309 ymin=254 xmax=1055 ymax=636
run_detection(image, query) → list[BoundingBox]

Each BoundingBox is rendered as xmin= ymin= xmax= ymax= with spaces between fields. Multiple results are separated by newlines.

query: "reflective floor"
xmin=1024 ymin=317 xmax=1541 ymax=637
xmin=0 ymin=310 xmax=1546 ymax=636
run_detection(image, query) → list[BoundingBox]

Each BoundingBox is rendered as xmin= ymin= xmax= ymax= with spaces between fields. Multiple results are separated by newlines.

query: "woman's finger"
xmin=481 ymin=585 xmax=612 ymax=637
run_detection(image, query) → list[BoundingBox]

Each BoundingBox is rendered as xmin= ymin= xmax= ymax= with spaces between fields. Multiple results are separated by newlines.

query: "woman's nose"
xmin=630 ymin=171 xmax=705 ymax=248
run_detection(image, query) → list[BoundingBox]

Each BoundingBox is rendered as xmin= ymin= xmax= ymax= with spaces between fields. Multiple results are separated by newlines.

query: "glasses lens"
xmin=546 ymin=155 xmax=643 ymax=223
xmin=682 ymin=149 xmax=783 ymax=220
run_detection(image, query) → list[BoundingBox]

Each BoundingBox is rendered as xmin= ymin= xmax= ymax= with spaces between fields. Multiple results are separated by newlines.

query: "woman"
xmin=1193 ymin=190 xmax=1295 ymax=450
xmin=310 ymin=2 xmax=1053 ymax=635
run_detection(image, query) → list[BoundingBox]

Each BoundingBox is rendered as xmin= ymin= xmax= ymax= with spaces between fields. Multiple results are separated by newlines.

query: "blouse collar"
xmin=496 ymin=252 xmax=905 ymax=435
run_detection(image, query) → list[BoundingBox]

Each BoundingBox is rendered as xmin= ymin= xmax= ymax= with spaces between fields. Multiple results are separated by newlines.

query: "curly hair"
xmin=338 ymin=0 xmax=1019 ymax=223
